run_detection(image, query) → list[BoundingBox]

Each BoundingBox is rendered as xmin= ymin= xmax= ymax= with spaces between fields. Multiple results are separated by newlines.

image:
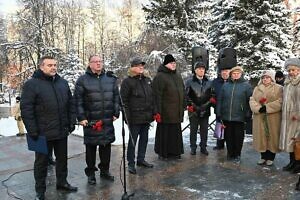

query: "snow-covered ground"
xmin=0 ymin=109 xmax=252 ymax=145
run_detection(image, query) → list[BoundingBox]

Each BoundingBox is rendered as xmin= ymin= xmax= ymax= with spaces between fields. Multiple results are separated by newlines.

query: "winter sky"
xmin=0 ymin=0 xmax=150 ymax=15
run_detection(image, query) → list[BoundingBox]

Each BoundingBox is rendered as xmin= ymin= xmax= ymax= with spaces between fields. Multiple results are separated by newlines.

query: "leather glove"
xmin=69 ymin=125 xmax=75 ymax=133
xmin=153 ymin=113 xmax=162 ymax=123
xmin=259 ymin=105 xmax=266 ymax=113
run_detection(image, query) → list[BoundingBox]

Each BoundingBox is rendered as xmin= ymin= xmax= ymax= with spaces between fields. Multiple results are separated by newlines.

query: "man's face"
xmin=220 ymin=69 xmax=230 ymax=80
xmin=195 ymin=67 xmax=205 ymax=78
xmin=287 ymin=66 xmax=300 ymax=79
xmin=40 ymin=59 xmax=57 ymax=77
xmin=131 ymin=64 xmax=145 ymax=75
xmin=165 ymin=62 xmax=176 ymax=71
xmin=89 ymin=56 xmax=103 ymax=73
xmin=231 ymin=71 xmax=242 ymax=80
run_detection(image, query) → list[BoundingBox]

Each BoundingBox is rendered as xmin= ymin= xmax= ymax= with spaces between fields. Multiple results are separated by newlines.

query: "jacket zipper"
xmin=229 ymin=82 xmax=236 ymax=121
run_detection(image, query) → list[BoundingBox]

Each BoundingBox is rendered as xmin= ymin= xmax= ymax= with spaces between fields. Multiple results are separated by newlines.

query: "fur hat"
xmin=193 ymin=61 xmax=206 ymax=71
xmin=261 ymin=70 xmax=276 ymax=83
xmin=284 ymin=58 xmax=300 ymax=69
xmin=163 ymin=54 xmax=176 ymax=65
xmin=130 ymin=57 xmax=145 ymax=67
xmin=230 ymin=66 xmax=243 ymax=74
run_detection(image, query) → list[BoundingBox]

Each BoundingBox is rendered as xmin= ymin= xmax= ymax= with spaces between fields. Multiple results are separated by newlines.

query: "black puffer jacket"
xmin=120 ymin=69 xmax=154 ymax=124
xmin=21 ymin=69 xmax=75 ymax=141
xmin=185 ymin=75 xmax=214 ymax=118
xmin=74 ymin=68 xmax=120 ymax=145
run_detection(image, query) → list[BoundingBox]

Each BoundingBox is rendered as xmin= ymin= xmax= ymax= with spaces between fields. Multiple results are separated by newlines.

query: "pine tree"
xmin=293 ymin=17 xmax=300 ymax=57
xmin=209 ymin=0 xmax=293 ymax=74
xmin=143 ymin=0 xmax=211 ymax=57
xmin=59 ymin=51 xmax=85 ymax=93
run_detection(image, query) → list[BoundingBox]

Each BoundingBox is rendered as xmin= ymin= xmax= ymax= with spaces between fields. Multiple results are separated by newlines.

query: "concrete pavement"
xmin=0 ymin=135 xmax=300 ymax=200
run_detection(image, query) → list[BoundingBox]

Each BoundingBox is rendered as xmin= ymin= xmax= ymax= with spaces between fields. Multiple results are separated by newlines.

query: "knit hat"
xmin=130 ymin=57 xmax=145 ymax=67
xmin=230 ymin=66 xmax=243 ymax=74
xmin=261 ymin=70 xmax=275 ymax=83
xmin=16 ymin=96 xmax=21 ymax=101
xmin=284 ymin=58 xmax=300 ymax=69
xmin=193 ymin=61 xmax=206 ymax=71
xmin=163 ymin=54 xmax=176 ymax=65
xmin=275 ymin=71 xmax=284 ymax=78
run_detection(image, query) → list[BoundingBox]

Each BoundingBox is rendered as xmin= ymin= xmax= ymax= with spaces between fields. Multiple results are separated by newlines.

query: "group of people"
xmin=19 ymin=54 xmax=300 ymax=200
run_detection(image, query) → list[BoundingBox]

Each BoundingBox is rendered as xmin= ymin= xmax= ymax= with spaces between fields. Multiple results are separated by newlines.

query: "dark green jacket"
xmin=152 ymin=65 xmax=185 ymax=123
xmin=217 ymin=77 xmax=252 ymax=122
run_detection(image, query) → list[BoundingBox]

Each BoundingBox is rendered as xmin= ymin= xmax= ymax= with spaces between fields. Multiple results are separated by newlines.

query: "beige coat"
xmin=279 ymin=75 xmax=300 ymax=152
xmin=12 ymin=102 xmax=22 ymax=121
xmin=250 ymin=82 xmax=283 ymax=153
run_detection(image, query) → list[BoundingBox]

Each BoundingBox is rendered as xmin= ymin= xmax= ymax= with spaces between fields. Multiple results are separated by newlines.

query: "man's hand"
xmin=79 ymin=120 xmax=88 ymax=126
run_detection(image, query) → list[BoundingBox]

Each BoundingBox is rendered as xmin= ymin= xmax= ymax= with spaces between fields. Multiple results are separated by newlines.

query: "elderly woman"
xmin=249 ymin=70 xmax=283 ymax=166
xmin=217 ymin=66 xmax=252 ymax=163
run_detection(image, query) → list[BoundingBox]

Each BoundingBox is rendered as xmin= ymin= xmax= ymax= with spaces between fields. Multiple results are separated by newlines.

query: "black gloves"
xmin=69 ymin=125 xmax=75 ymax=133
xmin=29 ymin=133 xmax=39 ymax=141
xmin=259 ymin=105 xmax=266 ymax=113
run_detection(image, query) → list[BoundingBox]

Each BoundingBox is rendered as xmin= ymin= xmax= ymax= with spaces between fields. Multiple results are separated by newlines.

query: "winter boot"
xmin=296 ymin=176 xmax=300 ymax=191
xmin=283 ymin=153 xmax=296 ymax=171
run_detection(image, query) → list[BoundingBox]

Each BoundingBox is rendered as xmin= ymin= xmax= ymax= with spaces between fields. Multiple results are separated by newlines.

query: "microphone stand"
xmin=120 ymin=98 xmax=134 ymax=200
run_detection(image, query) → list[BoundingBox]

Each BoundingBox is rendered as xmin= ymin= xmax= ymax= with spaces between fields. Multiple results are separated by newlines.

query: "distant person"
xmin=249 ymin=70 xmax=283 ymax=166
xmin=279 ymin=58 xmax=300 ymax=174
xmin=217 ymin=66 xmax=252 ymax=163
xmin=152 ymin=54 xmax=185 ymax=159
xmin=74 ymin=55 xmax=120 ymax=185
xmin=185 ymin=61 xmax=214 ymax=156
xmin=275 ymin=70 xmax=285 ymax=86
xmin=212 ymin=68 xmax=231 ymax=150
xmin=21 ymin=55 xmax=77 ymax=200
xmin=120 ymin=57 xmax=154 ymax=175
xmin=12 ymin=96 xmax=25 ymax=137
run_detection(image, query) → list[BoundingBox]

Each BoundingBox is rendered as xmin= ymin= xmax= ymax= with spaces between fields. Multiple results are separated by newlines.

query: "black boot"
xmin=296 ymin=176 xmax=300 ymax=191
xmin=100 ymin=171 xmax=114 ymax=181
xmin=291 ymin=161 xmax=300 ymax=174
xmin=283 ymin=152 xmax=295 ymax=171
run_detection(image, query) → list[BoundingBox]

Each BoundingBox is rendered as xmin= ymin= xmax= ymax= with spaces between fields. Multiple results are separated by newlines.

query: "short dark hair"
xmin=88 ymin=55 xmax=102 ymax=62
xmin=38 ymin=55 xmax=56 ymax=67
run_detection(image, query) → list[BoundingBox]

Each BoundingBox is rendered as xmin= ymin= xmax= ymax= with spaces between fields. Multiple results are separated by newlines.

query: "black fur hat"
xmin=163 ymin=54 xmax=176 ymax=65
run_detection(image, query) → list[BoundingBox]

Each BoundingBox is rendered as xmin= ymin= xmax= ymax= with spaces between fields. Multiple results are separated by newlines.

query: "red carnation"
xmin=209 ymin=97 xmax=217 ymax=105
xmin=92 ymin=120 xmax=103 ymax=132
xmin=259 ymin=97 xmax=267 ymax=105
xmin=187 ymin=105 xmax=195 ymax=112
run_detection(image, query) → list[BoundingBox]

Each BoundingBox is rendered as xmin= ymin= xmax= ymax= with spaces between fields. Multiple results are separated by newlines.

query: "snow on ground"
xmin=0 ymin=109 xmax=252 ymax=145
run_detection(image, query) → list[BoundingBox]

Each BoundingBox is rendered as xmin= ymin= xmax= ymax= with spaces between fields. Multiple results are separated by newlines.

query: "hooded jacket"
xmin=120 ymin=68 xmax=154 ymax=124
xmin=21 ymin=69 xmax=75 ymax=141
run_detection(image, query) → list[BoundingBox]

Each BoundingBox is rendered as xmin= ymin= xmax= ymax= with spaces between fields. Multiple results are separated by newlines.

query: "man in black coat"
xmin=21 ymin=56 xmax=77 ymax=200
xmin=74 ymin=55 xmax=120 ymax=185
xmin=120 ymin=57 xmax=154 ymax=174
xmin=185 ymin=61 xmax=215 ymax=156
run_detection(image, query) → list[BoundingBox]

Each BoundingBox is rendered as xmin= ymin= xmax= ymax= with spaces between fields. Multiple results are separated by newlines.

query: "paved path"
xmin=0 ymin=135 xmax=299 ymax=200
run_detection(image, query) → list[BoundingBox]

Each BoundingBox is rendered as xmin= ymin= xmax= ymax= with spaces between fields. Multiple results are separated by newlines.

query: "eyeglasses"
xmin=90 ymin=61 xmax=102 ymax=63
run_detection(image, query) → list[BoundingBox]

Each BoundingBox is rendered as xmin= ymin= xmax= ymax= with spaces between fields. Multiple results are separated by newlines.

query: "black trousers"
xmin=189 ymin=116 xmax=209 ymax=150
xmin=85 ymin=144 xmax=111 ymax=176
xmin=34 ymin=138 xmax=68 ymax=194
xmin=261 ymin=150 xmax=276 ymax=161
xmin=127 ymin=123 xmax=150 ymax=167
xmin=223 ymin=121 xmax=245 ymax=158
